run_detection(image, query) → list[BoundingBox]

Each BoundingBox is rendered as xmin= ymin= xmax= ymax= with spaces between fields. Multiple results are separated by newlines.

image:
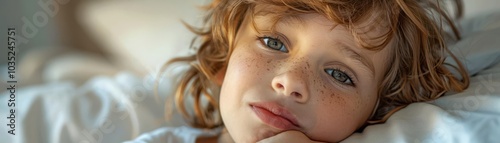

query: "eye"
xmin=325 ymin=69 xmax=354 ymax=86
xmin=261 ymin=37 xmax=289 ymax=53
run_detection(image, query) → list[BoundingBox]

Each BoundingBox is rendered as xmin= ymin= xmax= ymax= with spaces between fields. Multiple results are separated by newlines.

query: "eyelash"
xmin=258 ymin=35 xmax=289 ymax=53
xmin=325 ymin=68 xmax=355 ymax=87
xmin=257 ymin=35 xmax=356 ymax=87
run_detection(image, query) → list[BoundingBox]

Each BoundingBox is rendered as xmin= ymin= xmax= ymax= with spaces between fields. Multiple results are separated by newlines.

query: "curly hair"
xmin=157 ymin=0 xmax=470 ymax=129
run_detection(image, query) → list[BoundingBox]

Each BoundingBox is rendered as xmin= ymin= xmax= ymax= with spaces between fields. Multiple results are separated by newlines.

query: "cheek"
xmin=221 ymin=44 xmax=277 ymax=101
xmin=312 ymin=72 xmax=374 ymax=119
xmin=311 ymin=74 xmax=353 ymax=112
xmin=228 ymin=48 xmax=272 ymax=80
xmin=314 ymin=85 xmax=358 ymax=121
xmin=307 ymin=77 xmax=370 ymax=141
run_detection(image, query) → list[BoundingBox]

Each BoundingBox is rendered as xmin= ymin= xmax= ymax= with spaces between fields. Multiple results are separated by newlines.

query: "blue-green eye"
xmin=261 ymin=37 xmax=289 ymax=53
xmin=325 ymin=69 xmax=354 ymax=86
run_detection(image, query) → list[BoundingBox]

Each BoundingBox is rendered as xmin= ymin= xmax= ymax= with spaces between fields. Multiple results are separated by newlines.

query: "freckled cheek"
xmin=308 ymin=86 xmax=365 ymax=141
xmin=312 ymin=78 xmax=364 ymax=119
xmin=317 ymin=92 xmax=351 ymax=116
xmin=229 ymin=48 xmax=276 ymax=81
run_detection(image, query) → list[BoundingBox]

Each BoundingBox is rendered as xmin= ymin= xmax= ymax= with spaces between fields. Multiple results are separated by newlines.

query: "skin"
xmin=217 ymin=11 xmax=393 ymax=143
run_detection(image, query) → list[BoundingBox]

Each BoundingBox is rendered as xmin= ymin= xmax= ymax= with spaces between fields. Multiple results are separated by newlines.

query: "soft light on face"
xmin=219 ymin=11 xmax=392 ymax=142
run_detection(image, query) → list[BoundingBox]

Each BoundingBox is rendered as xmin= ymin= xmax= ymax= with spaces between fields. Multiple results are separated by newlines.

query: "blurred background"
xmin=0 ymin=0 xmax=499 ymax=90
xmin=0 ymin=0 xmax=209 ymax=92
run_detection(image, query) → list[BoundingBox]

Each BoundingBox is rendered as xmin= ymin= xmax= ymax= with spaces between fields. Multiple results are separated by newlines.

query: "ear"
xmin=214 ymin=67 xmax=227 ymax=86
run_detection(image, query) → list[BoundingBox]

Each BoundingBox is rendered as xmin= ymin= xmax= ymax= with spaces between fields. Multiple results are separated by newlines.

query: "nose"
xmin=271 ymin=71 xmax=309 ymax=103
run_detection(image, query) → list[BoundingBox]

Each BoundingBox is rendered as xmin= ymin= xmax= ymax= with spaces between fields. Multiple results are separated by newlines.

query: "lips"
xmin=250 ymin=102 xmax=300 ymax=130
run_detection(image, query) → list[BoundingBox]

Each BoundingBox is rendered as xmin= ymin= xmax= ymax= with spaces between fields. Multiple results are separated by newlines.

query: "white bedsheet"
xmin=0 ymin=72 xmax=188 ymax=143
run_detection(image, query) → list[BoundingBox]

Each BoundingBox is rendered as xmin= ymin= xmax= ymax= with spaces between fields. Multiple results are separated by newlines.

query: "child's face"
xmin=219 ymin=11 xmax=392 ymax=142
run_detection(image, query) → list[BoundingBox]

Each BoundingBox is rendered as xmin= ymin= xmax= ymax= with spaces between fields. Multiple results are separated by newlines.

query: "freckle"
xmin=336 ymin=96 xmax=346 ymax=106
xmin=267 ymin=59 xmax=271 ymax=63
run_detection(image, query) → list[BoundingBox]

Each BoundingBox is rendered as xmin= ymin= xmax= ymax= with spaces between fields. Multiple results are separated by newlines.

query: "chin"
xmin=227 ymin=133 xmax=259 ymax=143
xmin=226 ymin=123 xmax=278 ymax=143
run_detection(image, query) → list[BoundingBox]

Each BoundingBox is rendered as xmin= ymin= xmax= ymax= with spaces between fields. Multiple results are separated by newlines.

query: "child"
xmin=156 ymin=0 xmax=469 ymax=142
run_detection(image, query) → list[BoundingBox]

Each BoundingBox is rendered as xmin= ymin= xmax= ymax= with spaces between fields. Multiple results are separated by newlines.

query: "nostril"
xmin=291 ymin=92 xmax=302 ymax=98
xmin=276 ymin=83 xmax=284 ymax=89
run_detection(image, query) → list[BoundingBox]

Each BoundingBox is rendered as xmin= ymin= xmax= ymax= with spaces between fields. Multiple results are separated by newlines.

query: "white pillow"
xmin=447 ymin=11 xmax=500 ymax=76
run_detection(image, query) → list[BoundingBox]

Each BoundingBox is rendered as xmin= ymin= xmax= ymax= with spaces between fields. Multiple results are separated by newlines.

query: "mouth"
xmin=249 ymin=102 xmax=300 ymax=130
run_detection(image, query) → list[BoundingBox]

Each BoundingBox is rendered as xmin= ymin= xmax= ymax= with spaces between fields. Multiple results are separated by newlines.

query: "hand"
xmin=257 ymin=130 xmax=325 ymax=143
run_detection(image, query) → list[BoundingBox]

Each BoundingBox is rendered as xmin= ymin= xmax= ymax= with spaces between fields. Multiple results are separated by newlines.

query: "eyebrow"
xmin=338 ymin=43 xmax=375 ymax=76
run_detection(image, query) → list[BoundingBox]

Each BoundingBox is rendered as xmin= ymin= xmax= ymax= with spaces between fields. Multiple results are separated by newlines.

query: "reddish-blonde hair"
xmin=158 ymin=0 xmax=469 ymax=129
